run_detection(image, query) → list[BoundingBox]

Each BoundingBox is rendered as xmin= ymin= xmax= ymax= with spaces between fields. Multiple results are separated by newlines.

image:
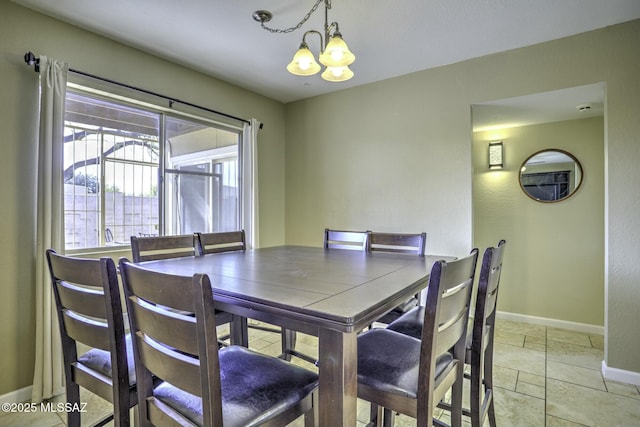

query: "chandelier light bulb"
xmin=321 ymin=65 xmax=354 ymax=82
xmin=319 ymin=32 xmax=355 ymax=67
xmin=287 ymin=43 xmax=321 ymax=76
xmin=298 ymin=57 xmax=312 ymax=71
xmin=330 ymin=49 xmax=343 ymax=62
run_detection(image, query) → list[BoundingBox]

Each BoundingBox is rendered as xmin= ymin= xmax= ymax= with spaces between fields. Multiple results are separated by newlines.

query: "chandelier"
xmin=253 ymin=0 xmax=355 ymax=82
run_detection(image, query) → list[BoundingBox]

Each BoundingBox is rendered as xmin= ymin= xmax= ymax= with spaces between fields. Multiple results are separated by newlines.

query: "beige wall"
xmin=285 ymin=21 xmax=640 ymax=376
xmin=473 ymin=118 xmax=604 ymax=326
xmin=285 ymin=67 xmax=474 ymax=256
xmin=0 ymin=2 xmax=287 ymax=396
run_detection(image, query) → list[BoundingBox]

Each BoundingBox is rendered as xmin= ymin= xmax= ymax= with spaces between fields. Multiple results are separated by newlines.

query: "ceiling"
xmin=472 ymin=82 xmax=606 ymax=131
xmin=13 ymin=0 xmax=639 ymax=126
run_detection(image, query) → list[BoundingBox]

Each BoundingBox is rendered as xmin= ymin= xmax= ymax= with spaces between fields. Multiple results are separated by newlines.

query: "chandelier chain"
xmin=260 ymin=0 xmax=324 ymax=34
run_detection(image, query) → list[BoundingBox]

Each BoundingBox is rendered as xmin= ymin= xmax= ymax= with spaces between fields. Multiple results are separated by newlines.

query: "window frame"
xmin=63 ymin=82 xmax=245 ymax=255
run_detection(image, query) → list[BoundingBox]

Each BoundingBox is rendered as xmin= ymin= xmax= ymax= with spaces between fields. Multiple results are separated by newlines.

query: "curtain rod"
xmin=24 ymin=51 xmax=256 ymax=127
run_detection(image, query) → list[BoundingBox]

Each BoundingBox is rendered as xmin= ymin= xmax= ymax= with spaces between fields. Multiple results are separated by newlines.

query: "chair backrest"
xmin=130 ymin=234 xmax=197 ymax=262
xmin=195 ymin=230 xmax=246 ymax=256
xmin=472 ymin=240 xmax=507 ymax=348
xmin=367 ymin=231 xmax=427 ymax=255
xmin=324 ymin=228 xmax=369 ymax=251
xmin=119 ymin=259 xmax=224 ymax=426
xmin=45 ymin=249 xmax=131 ymax=409
xmin=417 ymin=249 xmax=479 ymax=420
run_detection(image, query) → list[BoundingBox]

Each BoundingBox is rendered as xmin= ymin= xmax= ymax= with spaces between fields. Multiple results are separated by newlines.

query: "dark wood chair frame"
xmin=440 ymin=240 xmax=506 ymax=427
xmin=46 ymin=249 xmax=136 ymax=427
xmin=358 ymin=249 xmax=479 ymax=427
xmin=119 ymin=259 xmax=318 ymax=427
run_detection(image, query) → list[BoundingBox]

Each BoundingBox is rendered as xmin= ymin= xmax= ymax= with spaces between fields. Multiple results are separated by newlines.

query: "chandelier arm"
xmin=326 ymin=21 xmax=339 ymax=39
xmin=302 ymin=30 xmax=325 ymax=53
xmin=259 ymin=0 xmax=324 ymax=34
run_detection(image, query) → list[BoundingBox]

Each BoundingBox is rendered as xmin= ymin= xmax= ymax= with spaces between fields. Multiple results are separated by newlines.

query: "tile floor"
xmin=2 ymin=319 xmax=639 ymax=427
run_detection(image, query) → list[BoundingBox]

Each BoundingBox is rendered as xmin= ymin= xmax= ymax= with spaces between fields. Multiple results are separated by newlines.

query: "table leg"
xmin=229 ymin=315 xmax=248 ymax=347
xmin=318 ymin=328 xmax=358 ymax=427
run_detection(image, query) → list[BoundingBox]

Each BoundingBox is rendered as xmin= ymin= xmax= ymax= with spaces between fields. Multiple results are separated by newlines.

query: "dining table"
xmin=135 ymin=245 xmax=453 ymax=427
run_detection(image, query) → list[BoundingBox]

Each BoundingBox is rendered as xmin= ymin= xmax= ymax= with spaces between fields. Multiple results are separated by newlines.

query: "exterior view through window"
xmin=63 ymin=91 xmax=240 ymax=250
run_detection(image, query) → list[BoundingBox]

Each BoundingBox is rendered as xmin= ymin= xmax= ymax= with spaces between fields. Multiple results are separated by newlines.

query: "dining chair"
xmin=357 ymin=249 xmax=479 ymax=427
xmin=367 ymin=231 xmax=427 ymax=326
xmin=323 ymin=228 xmax=369 ymax=251
xmin=130 ymin=234 xmax=198 ymax=262
xmin=195 ymin=230 xmax=287 ymax=354
xmin=387 ymin=241 xmax=506 ymax=427
xmin=119 ymin=259 xmax=319 ymax=427
xmin=46 ymin=249 xmax=137 ymax=427
xmin=131 ymin=233 xmax=234 ymax=347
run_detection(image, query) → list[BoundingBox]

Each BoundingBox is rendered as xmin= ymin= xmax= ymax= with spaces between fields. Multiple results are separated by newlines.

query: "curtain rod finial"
xmin=24 ymin=51 xmax=40 ymax=72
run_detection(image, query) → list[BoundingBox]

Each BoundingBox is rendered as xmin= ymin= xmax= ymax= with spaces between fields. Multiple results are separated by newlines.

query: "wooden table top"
xmin=139 ymin=245 xmax=451 ymax=332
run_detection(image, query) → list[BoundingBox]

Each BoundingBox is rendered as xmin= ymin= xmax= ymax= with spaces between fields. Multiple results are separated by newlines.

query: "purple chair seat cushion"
xmin=153 ymin=346 xmax=318 ymax=427
xmin=357 ymin=328 xmax=453 ymax=399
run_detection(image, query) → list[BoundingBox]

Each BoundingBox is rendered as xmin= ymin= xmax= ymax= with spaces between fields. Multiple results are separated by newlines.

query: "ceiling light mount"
xmin=252 ymin=10 xmax=272 ymax=24
xmin=253 ymin=0 xmax=355 ymax=82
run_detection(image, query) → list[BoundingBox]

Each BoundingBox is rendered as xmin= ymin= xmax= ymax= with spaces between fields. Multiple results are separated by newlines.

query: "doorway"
xmin=471 ymin=83 xmax=605 ymax=331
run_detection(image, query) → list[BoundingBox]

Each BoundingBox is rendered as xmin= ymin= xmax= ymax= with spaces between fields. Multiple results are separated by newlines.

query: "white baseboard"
xmin=496 ymin=311 xmax=604 ymax=335
xmin=0 ymin=385 xmax=32 ymax=404
xmin=602 ymin=360 xmax=640 ymax=386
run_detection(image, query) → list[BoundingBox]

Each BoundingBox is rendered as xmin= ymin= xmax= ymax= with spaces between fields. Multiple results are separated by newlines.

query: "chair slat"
xmin=368 ymin=232 xmax=426 ymax=255
xmin=73 ymin=364 xmax=115 ymax=399
xmin=122 ymin=262 xmax=196 ymax=313
xmin=324 ymin=228 xmax=369 ymax=251
xmin=62 ymin=310 xmax=111 ymax=352
xmin=136 ymin=332 xmax=202 ymax=397
xmin=435 ymin=311 xmax=468 ymax=357
xmin=129 ymin=298 xmax=199 ymax=356
xmin=56 ymin=281 xmax=107 ymax=319
xmin=47 ymin=252 xmax=104 ymax=288
xmin=438 ymin=278 xmax=474 ymax=322
xmin=131 ymin=234 xmax=197 ymax=262
xmin=196 ymin=230 xmax=246 ymax=256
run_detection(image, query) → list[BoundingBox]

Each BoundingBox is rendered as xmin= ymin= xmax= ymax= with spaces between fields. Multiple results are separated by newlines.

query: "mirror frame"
xmin=519 ymin=149 xmax=583 ymax=203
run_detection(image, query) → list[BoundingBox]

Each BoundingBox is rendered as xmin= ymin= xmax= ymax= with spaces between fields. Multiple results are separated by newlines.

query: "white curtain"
xmin=241 ymin=119 xmax=260 ymax=249
xmin=32 ymin=56 xmax=68 ymax=403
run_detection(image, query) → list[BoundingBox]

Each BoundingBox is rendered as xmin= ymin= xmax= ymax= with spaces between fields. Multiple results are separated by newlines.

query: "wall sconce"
xmin=488 ymin=141 xmax=504 ymax=169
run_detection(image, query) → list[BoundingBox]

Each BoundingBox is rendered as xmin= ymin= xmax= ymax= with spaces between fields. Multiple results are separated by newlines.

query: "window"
xmin=521 ymin=170 xmax=571 ymax=201
xmin=63 ymin=91 xmax=241 ymax=250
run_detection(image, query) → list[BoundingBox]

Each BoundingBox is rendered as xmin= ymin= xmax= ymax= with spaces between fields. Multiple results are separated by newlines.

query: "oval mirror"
xmin=519 ymin=149 xmax=583 ymax=202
